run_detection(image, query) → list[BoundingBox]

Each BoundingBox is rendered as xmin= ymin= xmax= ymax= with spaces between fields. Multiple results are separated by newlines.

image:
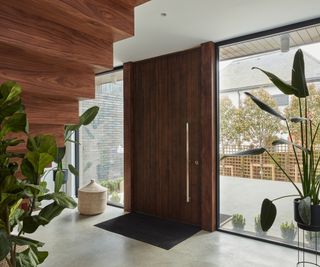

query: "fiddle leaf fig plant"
xmin=53 ymin=105 xmax=99 ymax=191
xmin=0 ymin=81 xmax=77 ymax=267
xmin=221 ymin=49 xmax=320 ymax=231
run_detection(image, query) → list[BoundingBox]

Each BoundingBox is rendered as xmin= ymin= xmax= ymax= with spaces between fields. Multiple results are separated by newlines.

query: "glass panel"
xmin=79 ymin=70 xmax=124 ymax=206
xmin=219 ymin=24 xmax=320 ymax=248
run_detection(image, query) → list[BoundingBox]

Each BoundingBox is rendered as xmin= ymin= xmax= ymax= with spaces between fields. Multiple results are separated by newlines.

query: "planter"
xmin=53 ymin=169 xmax=68 ymax=184
xmin=294 ymin=198 xmax=320 ymax=231
xmin=78 ymin=179 xmax=107 ymax=215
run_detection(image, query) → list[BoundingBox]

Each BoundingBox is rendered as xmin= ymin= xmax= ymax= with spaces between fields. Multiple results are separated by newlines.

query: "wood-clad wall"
xmin=124 ymin=42 xmax=217 ymax=231
xmin=0 ymin=0 xmax=148 ymax=151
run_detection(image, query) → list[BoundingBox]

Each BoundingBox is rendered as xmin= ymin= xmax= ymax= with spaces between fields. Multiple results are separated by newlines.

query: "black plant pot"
xmin=294 ymin=198 xmax=320 ymax=231
xmin=53 ymin=169 xmax=68 ymax=184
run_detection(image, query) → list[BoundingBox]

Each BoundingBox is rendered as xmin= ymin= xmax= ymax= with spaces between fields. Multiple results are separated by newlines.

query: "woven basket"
xmin=78 ymin=179 xmax=107 ymax=215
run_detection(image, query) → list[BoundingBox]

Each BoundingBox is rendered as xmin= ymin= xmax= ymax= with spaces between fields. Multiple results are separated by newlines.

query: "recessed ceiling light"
xmin=161 ymin=12 xmax=167 ymax=17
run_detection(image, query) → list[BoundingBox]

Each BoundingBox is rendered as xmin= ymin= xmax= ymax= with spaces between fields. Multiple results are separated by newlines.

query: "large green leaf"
xmin=79 ymin=106 xmax=99 ymax=126
xmin=272 ymin=139 xmax=310 ymax=153
xmin=25 ymin=152 xmax=54 ymax=177
xmin=54 ymin=170 xmax=64 ymax=193
xmin=39 ymin=202 xmax=65 ymax=222
xmin=252 ymin=67 xmax=298 ymax=96
xmin=0 ymin=229 xmax=10 ymax=261
xmin=54 ymin=146 xmax=66 ymax=163
xmin=27 ymin=135 xmax=57 ymax=159
xmin=290 ymin=117 xmax=308 ymax=123
xmin=10 ymin=236 xmax=44 ymax=248
xmin=68 ymin=164 xmax=79 ymax=176
xmin=220 ymin=148 xmax=266 ymax=160
xmin=0 ymin=112 xmax=27 ymax=137
xmin=22 ymin=215 xmax=49 ymax=234
xmin=244 ymin=92 xmax=286 ymax=120
xmin=21 ymin=158 xmax=37 ymax=184
xmin=16 ymin=245 xmax=48 ymax=267
xmin=39 ymin=192 xmax=77 ymax=209
xmin=292 ymin=49 xmax=309 ymax=97
xmin=298 ymin=197 xmax=311 ymax=225
xmin=260 ymin=198 xmax=277 ymax=231
xmin=0 ymin=81 xmax=22 ymax=104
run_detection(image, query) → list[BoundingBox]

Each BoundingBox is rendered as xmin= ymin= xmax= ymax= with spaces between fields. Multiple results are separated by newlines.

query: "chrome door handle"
xmin=186 ymin=122 xmax=190 ymax=203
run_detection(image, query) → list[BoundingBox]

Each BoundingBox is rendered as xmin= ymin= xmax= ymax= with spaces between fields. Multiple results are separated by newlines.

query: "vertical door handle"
xmin=186 ymin=122 xmax=190 ymax=203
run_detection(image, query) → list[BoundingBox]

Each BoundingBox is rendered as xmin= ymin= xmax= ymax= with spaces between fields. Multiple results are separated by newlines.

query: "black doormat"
xmin=95 ymin=212 xmax=200 ymax=250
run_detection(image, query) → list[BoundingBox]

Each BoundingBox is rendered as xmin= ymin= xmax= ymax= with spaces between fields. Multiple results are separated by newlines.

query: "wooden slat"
xmin=23 ymin=94 xmax=79 ymax=125
xmin=124 ymin=62 xmax=134 ymax=212
xmin=0 ymin=4 xmax=113 ymax=71
xmin=0 ymin=44 xmax=94 ymax=100
xmin=118 ymin=0 xmax=149 ymax=6
xmin=200 ymin=42 xmax=216 ymax=232
xmin=4 ymin=0 xmax=135 ymax=43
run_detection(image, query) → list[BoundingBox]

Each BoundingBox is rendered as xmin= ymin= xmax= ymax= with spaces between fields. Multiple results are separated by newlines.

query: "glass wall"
xmin=219 ymin=23 xmax=320 ymax=248
xmin=79 ymin=70 xmax=124 ymax=206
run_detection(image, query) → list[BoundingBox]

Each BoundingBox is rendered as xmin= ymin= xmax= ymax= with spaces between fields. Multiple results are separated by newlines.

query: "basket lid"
xmin=78 ymin=179 xmax=107 ymax=193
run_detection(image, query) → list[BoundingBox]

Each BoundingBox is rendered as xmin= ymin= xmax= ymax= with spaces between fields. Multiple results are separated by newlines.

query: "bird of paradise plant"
xmin=221 ymin=49 xmax=320 ymax=231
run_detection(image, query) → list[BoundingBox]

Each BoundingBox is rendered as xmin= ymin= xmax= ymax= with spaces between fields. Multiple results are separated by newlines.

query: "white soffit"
xmin=114 ymin=0 xmax=320 ymax=66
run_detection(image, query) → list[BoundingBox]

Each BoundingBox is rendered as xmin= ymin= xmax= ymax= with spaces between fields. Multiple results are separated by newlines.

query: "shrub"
xmin=280 ymin=221 xmax=296 ymax=242
xmin=232 ymin=214 xmax=245 ymax=231
xmin=255 ymin=215 xmax=266 ymax=237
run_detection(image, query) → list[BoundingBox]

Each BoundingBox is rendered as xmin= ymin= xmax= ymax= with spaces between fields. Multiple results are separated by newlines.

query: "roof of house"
xmin=220 ymin=49 xmax=320 ymax=92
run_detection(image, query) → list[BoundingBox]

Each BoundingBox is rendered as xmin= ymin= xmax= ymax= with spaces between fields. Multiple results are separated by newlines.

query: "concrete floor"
xmin=30 ymin=205 xmax=300 ymax=267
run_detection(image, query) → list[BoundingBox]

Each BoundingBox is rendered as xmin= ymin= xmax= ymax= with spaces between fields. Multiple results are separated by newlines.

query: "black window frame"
xmin=215 ymin=17 xmax=320 ymax=253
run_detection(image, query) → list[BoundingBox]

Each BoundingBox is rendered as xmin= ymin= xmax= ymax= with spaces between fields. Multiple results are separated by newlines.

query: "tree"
xmin=285 ymin=84 xmax=320 ymax=145
xmin=241 ymin=89 xmax=283 ymax=179
xmin=241 ymin=89 xmax=283 ymax=147
xmin=220 ymin=96 xmax=239 ymax=153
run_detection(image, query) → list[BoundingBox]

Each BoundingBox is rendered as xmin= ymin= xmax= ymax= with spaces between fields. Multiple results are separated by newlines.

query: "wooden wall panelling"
xmin=0 ymin=44 xmax=95 ymax=100
xmin=185 ymin=48 xmax=202 ymax=225
xmin=23 ymin=94 xmax=79 ymax=125
xmin=0 ymin=4 xmax=113 ymax=71
xmin=4 ymin=0 xmax=135 ymax=43
xmin=124 ymin=62 xmax=134 ymax=212
xmin=8 ymin=124 xmax=65 ymax=153
xmin=200 ymin=42 xmax=216 ymax=231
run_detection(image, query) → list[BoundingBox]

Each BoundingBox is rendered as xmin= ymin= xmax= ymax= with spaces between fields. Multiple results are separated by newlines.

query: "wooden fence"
xmin=220 ymin=145 xmax=320 ymax=182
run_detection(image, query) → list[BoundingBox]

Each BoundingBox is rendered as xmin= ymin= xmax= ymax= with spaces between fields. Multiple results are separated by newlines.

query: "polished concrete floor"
xmin=31 ymin=205 xmax=299 ymax=267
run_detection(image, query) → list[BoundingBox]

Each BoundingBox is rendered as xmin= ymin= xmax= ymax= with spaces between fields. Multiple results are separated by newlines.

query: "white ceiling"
xmin=113 ymin=0 xmax=320 ymax=66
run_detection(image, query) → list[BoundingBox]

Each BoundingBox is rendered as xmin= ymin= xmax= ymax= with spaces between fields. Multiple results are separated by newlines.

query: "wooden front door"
xmin=131 ymin=48 xmax=202 ymax=225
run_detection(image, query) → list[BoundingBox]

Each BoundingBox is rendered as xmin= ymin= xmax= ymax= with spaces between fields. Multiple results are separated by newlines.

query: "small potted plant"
xmin=255 ymin=215 xmax=267 ymax=237
xmin=306 ymin=231 xmax=320 ymax=249
xmin=110 ymin=191 xmax=121 ymax=204
xmin=280 ymin=221 xmax=297 ymax=243
xmin=221 ymin=49 xmax=320 ymax=232
xmin=232 ymin=214 xmax=246 ymax=231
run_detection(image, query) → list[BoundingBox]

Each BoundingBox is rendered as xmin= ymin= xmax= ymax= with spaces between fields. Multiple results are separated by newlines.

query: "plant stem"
xmin=286 ymin=120 xmax=303 ymax=182
xmin=5 ymin=257 xmax=13 ymax=267
xmin=266 ymin=150 xmax=303 ymax=196
xmin=272 ymin=194 xmax=300 ymax=202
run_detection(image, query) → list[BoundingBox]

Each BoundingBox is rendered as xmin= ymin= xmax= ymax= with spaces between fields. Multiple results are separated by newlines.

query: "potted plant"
xmin=306 ymin=231 xmax=320 ymax=249
xmin=255 ymin=215 xmax=267 ymax=237
xmin=0 ymin=81 xmax=77 ymax=266
xmin=231 ymin=214 xmax=246 ymax=231
xmin=280 ymin=221 xmax=297 ymax=242
xmin=53 ymin=105 xmax=99 ymax=188
xmin=221 ymin=49 xmax=320 ymax=232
